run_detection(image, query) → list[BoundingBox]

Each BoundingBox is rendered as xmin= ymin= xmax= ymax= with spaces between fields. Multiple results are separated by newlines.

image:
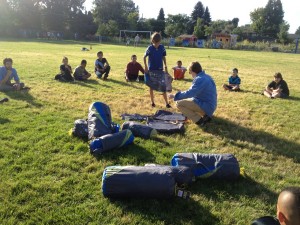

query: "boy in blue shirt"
xmin=144 ymin=32 xmax=171 ymax=108
xmin=222 ymin=68 xmax=241 ymax=91
xmin=169 ymin=62 xmax=217 ymax=126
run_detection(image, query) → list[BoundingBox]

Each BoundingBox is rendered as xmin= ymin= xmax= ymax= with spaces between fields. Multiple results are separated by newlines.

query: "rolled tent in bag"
xmin=171 ymin=153 xmax=240 ymax=180
xmin=145 ymin=70 xmax=172 ymax=92
xmin=88 ymin=102 xmax=114 ymax=140
xmin=121 ymin=121 xmax=157 ymax=139
xmin=90 ymin=130 xmax=134 ymax=155
xmin=102 ymin=166 xmax=176 ymax=198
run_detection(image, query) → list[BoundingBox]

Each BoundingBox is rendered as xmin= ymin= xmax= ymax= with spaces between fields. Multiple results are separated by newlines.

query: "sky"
xmin=84 ymin=0 xmax=299 ymax=33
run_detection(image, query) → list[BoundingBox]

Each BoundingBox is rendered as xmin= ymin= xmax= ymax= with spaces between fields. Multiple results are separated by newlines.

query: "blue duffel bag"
xmin=171 ymin=153 xmax=240 ymax=180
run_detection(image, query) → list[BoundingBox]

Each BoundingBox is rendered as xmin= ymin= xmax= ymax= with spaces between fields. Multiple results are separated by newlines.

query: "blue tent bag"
xmin=171 ymin=153 xmax=240 ymax=180
xmin=121 ymin=121 xmax=157 ymax=139
xmin=102 ymin=166 xmax=176 ymax=198
xmin=88 ymin=102 xmax=117 ymax=140
xmin=90 ymin=130 xmax=134 ymax=155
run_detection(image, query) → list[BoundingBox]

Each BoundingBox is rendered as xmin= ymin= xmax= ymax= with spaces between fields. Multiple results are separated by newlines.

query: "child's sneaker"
xmin=151 ymin=103 xmax=156 ymax=107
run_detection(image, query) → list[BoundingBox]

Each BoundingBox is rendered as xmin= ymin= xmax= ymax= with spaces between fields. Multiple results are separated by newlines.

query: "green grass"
xmin=0 ymin=39 xmax=300 ymax=225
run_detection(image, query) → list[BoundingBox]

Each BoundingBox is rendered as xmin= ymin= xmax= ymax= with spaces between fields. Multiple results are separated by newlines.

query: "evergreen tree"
xmin=156 ymin=8 xmax=165 ymax=35
xmin=264 ymin=0 xmax=284 ymax=37
xmin=191 ymin=1 xmax=204 ymax=23
xmin=231 ymin=18 xmax=239 ymax=28
xmin=202 ymin=6 xmax=211 ymax=26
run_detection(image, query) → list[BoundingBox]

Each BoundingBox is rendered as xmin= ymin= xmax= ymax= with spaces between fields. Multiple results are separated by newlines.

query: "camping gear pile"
xmin=102 ymin=153 xmax=240 ymax=199
xmin=71 ymin=102 xmax=241 ymax=199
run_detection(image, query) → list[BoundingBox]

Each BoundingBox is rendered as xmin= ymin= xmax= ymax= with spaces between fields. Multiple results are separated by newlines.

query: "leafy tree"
xmin=232 ymin=24 xmax=254 ymax=41
xmin=209 ymin=20 xmax=234 ymax=34
xmin=0 ymin=0 xmax=14 ymax=36
xmin=136 ymin=18 xmax=152 ymax=31
xmin=277 ymin=21 xmax=290 ymax=44
xmin=165 ymin=14 xmax=189 ymax=37
xmin=7 ymin=0 xmax=42 ymax=31
xmin=250 ymin=7 xmax=265 ymax=35
xmin=93 ymin=0 xmax=138 ymax=32
xmin=250 ymin=0 xmax=284 ymax=38
xmin=191 ymin=1 xmax=204 ymax=23
xmin=98 ymin=20 xmax=119 ymax=36
xmin=296 ymin=26 xmax=300 ymax=35
xmin=127 ymin=12 xmax=139 ymax=30
xmin=193 ymin=18 xmax=205 ymax=39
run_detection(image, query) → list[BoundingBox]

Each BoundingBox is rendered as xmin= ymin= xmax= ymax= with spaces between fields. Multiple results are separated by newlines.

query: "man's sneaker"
xmin=166 ymin=104 xmax=171 ymax=108
xmin=196 ymin=115 xmax=212 ymax=126
xmin=0 ymin=97 xmax=9 ymax=104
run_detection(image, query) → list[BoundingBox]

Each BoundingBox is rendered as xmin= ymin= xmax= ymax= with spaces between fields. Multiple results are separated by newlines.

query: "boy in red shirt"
xmin=125 ymin=55 xmax=145 ymax=82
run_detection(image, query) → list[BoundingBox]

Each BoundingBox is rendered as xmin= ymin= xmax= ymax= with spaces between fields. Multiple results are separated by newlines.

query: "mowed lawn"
xmin=0 ymin=39 xmax=300 ymax=225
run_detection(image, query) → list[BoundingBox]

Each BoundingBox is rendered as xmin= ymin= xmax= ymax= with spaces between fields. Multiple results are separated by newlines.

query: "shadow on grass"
xmin=93 ymin=143 xmax=155 ymax=165
xmin=288 ymin=96 xmax=300 ymax=101
xmin=0 ymin=118 xmax=10 ymax=124
xmin=2 ymin=90 xmax=43 ymax=107
xmin=110 ymin=197 xmax=220 ymax=225
xmin=107 ymin=78 xmax=144 ymax=90
xmin=191 ymin=176 xmax=277 ymax=207
xmin=239 ymin=89 xmax=262 ymax=95
xmin=203 ymin=117 xmax=300 ymax=162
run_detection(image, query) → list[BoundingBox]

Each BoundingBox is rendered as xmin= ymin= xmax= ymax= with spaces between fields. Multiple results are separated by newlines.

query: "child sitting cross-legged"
xmin=222 ymin=68 xmax=241 ymax=91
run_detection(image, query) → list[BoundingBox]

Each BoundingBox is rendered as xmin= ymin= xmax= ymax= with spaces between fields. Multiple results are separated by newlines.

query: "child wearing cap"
xmin=222 ymin=68 xmax=241 ymax=91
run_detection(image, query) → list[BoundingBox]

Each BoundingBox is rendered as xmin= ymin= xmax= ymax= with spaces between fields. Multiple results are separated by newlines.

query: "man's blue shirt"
xmin=174 ymin=71 xmax=217 ymax=117
xmin=144 ymin=44 xmax=166 ymax=70
xmin=0 ymin=66 xmax=20 ymax=83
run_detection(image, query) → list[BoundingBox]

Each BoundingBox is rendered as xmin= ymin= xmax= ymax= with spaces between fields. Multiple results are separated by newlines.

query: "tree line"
xmin=0 ymin=0 xmax=299 ymax=43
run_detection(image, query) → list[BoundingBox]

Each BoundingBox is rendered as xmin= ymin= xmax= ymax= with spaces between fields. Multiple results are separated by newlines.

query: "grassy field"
xmin=0 ymin=39 xmax=300 ymax=225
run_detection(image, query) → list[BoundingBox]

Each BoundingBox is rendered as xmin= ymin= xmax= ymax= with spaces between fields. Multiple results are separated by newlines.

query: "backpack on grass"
xmin=88 ymin=102 xmax=119 ymax=140
xmin=72 ymin=119 xmax=88 ymax=139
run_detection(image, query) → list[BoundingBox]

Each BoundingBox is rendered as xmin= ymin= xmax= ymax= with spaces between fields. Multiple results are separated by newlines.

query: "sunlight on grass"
xmin=0 ymin=39 xmax=299 ymax=224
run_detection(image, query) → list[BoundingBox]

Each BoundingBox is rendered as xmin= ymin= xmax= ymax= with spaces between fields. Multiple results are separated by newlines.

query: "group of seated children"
xmin=222 ymin=68 xmax=289 ymax=99
xmin=55 ymin=51 xmax=111 ymax=82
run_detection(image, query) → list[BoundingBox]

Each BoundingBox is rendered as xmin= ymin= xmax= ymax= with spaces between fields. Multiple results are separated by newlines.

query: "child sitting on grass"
xmin=222 ymin=68 xmax=241 ymax=91
xmin=172 ymin=60 xmax=187 ymax=80
xmin=95 ymin=51 xmax=110 ymax=80
xmin=73 ymin=60 xmax=91 ymax=81
xmin=60 ymin=56 xmax=74 ymax=82
xmin=125 ymin=55 xmax=145 ymax=82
